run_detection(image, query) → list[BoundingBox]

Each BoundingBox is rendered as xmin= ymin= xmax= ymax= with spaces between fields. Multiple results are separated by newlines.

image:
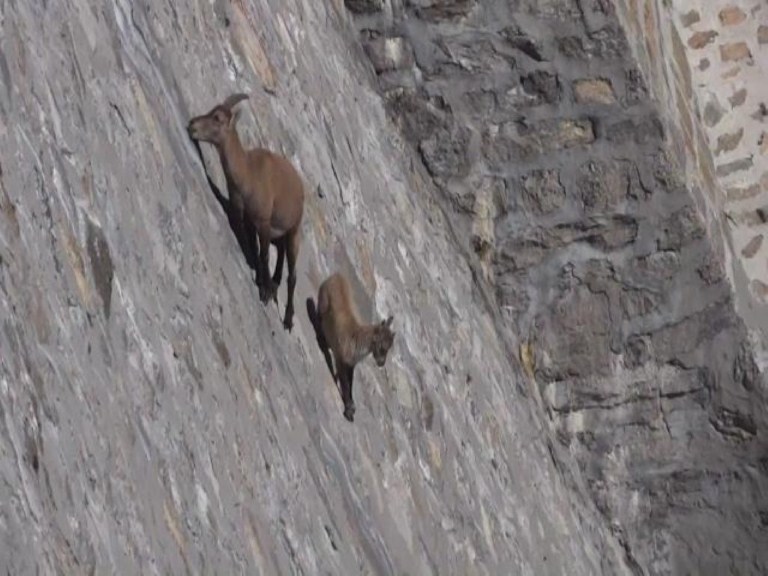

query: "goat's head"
xmin=371 ymin=316 xmax=395 ymax=367
xmin=187 ymin=93 xmax=249 ymax=145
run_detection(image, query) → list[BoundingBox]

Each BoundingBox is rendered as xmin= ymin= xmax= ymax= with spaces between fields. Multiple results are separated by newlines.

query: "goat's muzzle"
xmin=187 ymin=122 xmax=198 ymax=140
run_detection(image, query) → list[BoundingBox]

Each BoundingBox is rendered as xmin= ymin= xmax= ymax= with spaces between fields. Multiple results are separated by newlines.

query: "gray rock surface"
xmin=0 ymin=0 xmax=632 ymax=574
xmin=349 ymin=0 xmax=768 ymax=574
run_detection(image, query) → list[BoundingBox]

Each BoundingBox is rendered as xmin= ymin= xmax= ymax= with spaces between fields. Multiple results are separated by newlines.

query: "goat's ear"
xmin=384 ymin=315 xmax=394 ymax=328
xmin=213 ymin=109 xmax=228 ymax=123
xmin=223 ymin=93 xmax=249 ymax=110
xmin=230 ymin=109 xmax=242 ymax=128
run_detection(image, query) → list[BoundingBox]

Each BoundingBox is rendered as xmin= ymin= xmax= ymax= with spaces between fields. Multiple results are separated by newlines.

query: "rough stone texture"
xmin=0 ymin=0 xmax=636 ymax=575
xmin=350 ymin=0 xmax=768 ymax=574
xmin=4 ymin=0 xmax=768 ymax=575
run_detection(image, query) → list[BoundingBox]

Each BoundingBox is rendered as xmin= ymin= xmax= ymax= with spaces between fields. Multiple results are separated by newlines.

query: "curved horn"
xmin=222 ymin=93 xmax=249 ymax=110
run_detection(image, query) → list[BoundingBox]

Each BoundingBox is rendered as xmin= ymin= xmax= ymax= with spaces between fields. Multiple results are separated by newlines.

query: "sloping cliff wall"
xmin=0 ymin=0 xmax=630 ymax=574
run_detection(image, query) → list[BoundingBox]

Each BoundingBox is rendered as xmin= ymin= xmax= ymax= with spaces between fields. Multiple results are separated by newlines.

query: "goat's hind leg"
xmin=282 ymin=227 xmax=300 ymax=331
xmin=256 ymin=223 xmax=276 ymax=304
xmin=246 ymin=220 xmax=259 ymax=284
xmin=271 ymin=238 xmax=286 ymax=303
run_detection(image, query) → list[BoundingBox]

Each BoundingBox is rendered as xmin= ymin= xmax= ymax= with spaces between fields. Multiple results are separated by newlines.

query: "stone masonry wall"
xmin=346 ymin=0 xmax=768 ymax=574
xmin=614 ymin=0 xmax=768 ymax=332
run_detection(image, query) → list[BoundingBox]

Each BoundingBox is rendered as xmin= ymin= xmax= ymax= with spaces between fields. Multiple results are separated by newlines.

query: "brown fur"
xmin=188 ymin=94 xmax=304 ymax=330
xmin=315 ymin=273 xmax=395 ymax=422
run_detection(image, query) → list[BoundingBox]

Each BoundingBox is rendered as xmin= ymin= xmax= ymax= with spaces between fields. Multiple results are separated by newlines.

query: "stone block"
xmin=419 ymin=125 xmax=471 ymax=179
xmin=576 ymin=160 xmax=628 ymax=213
xmin=680 ymin=10 xmax=700 ymax=27
xmin=345 ymin=0 xmax=384 ymax=13
xmin=625 ymin=67 xmax=648 ymax=102
xmin=363 ymin=35 xmax=415 ymax=74
xmin=534 ymin=286 xmax=613 ymax=381
xmin=410 ymin=0 xmax=477 ymax=21
xmin=759 ymin=25 xmax=768 ymax=45
xmin=716 ymin=157 xmax=753 ymax=178
xmin=557 ymin=28 xmax=627 ymax=60
xmin=521 ymin=70 xmax=561 ymax=105
xmin=715 ymin=128 xmax=744 ymax=156
xmin=720 ymin=42 xmax=751 ymax=63
xmin=658 ymin=205 xmax=705 ymax=250
xmin=520 ymin=169 xmax=566 ymax=214
xmin=387 ymin=90 xmax=447 ymax=142
xmin=488 ymin=118 xmax=595 ymax=164
xmin=729 ymin=88 xmax=747 ymax=108
xmin=718 ymin=6 xmax=746 ymax=26
xmin=605 ymin=115 xmax=663 ymax=145
xmin=688 ymin=30 xmax=717 ymax=49
xmin=573 ymin=78 xmax=616 ymax=104
xmin=703 ymin=98 xmax=725 ymax=127
xmin=502 ymin=25 xmax=546 ymax=61
xmin=741 ymin=234 xmax=763 ymax=258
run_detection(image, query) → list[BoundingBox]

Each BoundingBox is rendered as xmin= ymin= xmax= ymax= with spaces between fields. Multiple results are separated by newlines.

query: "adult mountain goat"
xmin=188 ymin=94 xmax=304 ymax=330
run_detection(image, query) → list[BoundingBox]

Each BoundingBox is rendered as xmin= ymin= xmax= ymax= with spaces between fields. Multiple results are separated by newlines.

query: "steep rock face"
xmin=348 ymin=0 xmax=768 ymax=574
xmin=0 ymin=0 xmax=631 ymax=574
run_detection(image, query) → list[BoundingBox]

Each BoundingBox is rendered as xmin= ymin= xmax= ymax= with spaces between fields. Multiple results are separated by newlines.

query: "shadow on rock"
xmin=306 ymin=297 xmax=338 ymax=388
xmin=192 ymin=140 xmax=259 ymax=276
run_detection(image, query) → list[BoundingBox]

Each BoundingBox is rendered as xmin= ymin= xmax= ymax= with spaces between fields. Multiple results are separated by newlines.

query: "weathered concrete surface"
xmin=0 ymin=0 xmax=633 ymax=574
xmin=347 ymin=0 xmax=768 ymax=574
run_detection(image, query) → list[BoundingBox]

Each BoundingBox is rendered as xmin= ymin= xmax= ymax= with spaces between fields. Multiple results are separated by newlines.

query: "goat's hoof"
xmin=259 ymin=283 xmax=276 ymax=304
xmin=283 ymin=315 xmax=294 ymax=332
xmin=343 ymin=404 xmax=356 ymax=422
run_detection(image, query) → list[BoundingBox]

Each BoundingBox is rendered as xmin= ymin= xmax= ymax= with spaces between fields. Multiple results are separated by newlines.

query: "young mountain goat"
xmin=188 ymin=94 xmax=304 ymax=330
xmin=313 ymin=272 xmax=395 ymax=422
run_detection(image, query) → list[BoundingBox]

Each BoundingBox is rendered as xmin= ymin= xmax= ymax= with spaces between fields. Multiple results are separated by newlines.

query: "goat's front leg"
xmin=232 ymin=197 xmax=254 ymax=274
xmin=341 ymin=364 xmax=356 ymax=422
xmin=256 ymin=222 xmax=275 ymax=304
